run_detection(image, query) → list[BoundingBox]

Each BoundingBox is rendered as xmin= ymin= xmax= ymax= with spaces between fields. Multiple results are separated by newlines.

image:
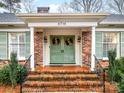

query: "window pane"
xmin=19 ymin=44 xmax=25 ymax=58
xmin=103 ymin=33 xmax=117 ymax=57
xmin=103 ymin=33 xmax=117 ymax=43
xmin=9 ymin=33 xmax=26 ymax=59
xmin=0 ymin=44 xmax=7 ymax=59
xmin=10 ymin=33 xmax=18 ymax=44
xmin=19 ymin=33 xmax=25 ymax=43
xmin=9 ymin=44 xmax=18 ymax=54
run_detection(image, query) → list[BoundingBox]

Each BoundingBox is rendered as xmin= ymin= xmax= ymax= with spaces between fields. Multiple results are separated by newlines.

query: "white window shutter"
xmin=95 ymin=32 xmax=103 ymax=59
xmin=121 ymin=32 xmax=124 ymax=57
xmin=25 ymin=32 xmax=30 ymax=59
xmin=0 ymin=32 xmax=7 ymax=59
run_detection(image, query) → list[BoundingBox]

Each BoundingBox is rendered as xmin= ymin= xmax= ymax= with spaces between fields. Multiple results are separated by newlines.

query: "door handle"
xmin=61 ymin=50 xmax=64 ymax=53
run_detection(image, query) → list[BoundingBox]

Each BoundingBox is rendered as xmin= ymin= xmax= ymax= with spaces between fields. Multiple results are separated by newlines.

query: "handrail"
xmin=20 ymin=55 xmax=32 ymax=93
xmin=24 ymin=55 xmax=32 ymax=70
xmin=94 ymin=55 xmax=104 ymax=73
xmin=94 ymin=55 xmax=106 ymax=93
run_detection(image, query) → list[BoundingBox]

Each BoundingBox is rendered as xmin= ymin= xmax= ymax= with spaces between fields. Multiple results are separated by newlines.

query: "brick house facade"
xmin=0 ymin=13 xmax=124 ymax=71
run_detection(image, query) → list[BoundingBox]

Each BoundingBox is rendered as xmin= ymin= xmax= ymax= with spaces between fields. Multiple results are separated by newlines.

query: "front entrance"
xmin=50 ymin=35 xmax=75 ymax=64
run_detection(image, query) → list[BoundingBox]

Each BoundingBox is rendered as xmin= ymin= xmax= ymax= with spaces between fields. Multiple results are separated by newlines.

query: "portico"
xmin=17 ymin=13 xmax=108 ymax=71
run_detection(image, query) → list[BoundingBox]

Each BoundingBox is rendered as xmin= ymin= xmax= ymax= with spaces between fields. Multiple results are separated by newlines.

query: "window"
xmin=0 ymin=33 xmax=7 ymax=59
xmin=103 ymin=32 xmax=118 ymax=58
xmin=9 ymin=33 xmax=26 ymax=60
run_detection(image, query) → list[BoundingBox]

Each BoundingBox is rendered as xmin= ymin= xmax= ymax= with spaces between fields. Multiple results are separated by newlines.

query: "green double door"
xmin=50 ymin=35 xmax=75 ymax=64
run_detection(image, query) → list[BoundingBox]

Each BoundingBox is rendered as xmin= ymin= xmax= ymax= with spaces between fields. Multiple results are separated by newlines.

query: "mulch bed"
xmin=0 ymin=85 xmax=20 ymax=93
xmin=105 ymin=82 xmax=118 ymax=93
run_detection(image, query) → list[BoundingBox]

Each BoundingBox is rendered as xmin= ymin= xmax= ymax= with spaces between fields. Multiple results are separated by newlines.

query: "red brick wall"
xmin=82 ymin=31 xmax=91 ymax=66
xmin=34 ymin=32 xmax=43 ymax=66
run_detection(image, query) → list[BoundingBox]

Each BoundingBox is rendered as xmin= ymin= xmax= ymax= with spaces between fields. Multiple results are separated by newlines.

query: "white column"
xmin=91 ymin=26 xmax=96 ymax=71
xmin=30 ymin=27 xmax=35 ymax=71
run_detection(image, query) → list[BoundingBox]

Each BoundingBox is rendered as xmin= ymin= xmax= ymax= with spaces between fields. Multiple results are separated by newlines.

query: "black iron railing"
xmin=94 ymin=55 xmax=107 ymax=93
xmin=20 ymin=55 xmax=32 ymax=93
xmin=23 ymin=55 xmax=32 ymax=71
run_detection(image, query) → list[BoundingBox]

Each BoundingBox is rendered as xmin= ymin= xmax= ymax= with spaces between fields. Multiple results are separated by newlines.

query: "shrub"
xmin=0 ymin=64 xmax=27 ymax=86
xmin=0 ymin=52 xmax=28 ymax=87
xmin=108 ymin=49 xmax=116 ymax=83
xmin=107 ymin=50 xmax=124 ymax=92
xmin=116 ymin=58 xmax=124 ymax=92
xmin=16 ymin=64 xmax=27 ymax=84
xmin=9 ymin=52 xmax=18 ymax=88
xmin=113 ymin=58 xmax=124 ymax=82
xmin=0 ymin=65 xmax=11 ymax=85
xmin=118 ymin=74 xmax=124 ymax=93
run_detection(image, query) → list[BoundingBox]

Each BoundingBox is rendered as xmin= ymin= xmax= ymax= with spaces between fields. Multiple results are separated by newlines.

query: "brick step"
xmin=22 ymin=68 xmax=102 ymax=92
xmin=29 ymin=70 xmax=95 ymax=75
xmin=22 ymin=87 xmax=103 ymax=92
xmin=23 ymin=80 xmax=102 ymax=88
xmin=27 ymin=74 xmax=99 ymax=81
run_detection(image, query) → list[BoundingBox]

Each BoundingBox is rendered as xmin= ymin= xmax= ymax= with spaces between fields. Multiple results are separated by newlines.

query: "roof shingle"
xmin=0 ymin=13 xmax=23 ymax=22
xmin=100 ymin=14 xmax=124 ymax=24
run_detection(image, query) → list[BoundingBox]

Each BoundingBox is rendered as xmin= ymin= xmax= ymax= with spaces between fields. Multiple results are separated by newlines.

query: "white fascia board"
xmin=100 ymin=22 xmax=124 ymax=24
xmin=28 ymin=22 xmax=97 ymax=27
xmin=0 ymin=22 xmax=25 ymax=25
xmin=0 ymin=28 xmax=30 ymax=32
xmin=96 ymin=28 xmax=124 ymax=32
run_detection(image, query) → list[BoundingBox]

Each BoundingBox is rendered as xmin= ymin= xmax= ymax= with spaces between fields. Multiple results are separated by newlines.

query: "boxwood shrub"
xmin=0 ymin=64 xmax=27 ymax=85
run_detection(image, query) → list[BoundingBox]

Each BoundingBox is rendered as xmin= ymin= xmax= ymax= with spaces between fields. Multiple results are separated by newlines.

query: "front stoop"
xmin=23 ymin=92 xmax=100 ymax=93
xmin=22 ymin=68 xmax=103 ymax=93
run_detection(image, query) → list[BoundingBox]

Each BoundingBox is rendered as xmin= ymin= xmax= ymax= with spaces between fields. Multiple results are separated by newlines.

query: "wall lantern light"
xmin=77 ymin=36 xmax=81 ymax=42
xmin=44 ymin=35 xmax=47 ymax=43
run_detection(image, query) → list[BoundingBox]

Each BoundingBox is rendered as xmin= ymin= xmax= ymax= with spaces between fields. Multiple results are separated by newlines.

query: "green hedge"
xmin=0 ymin=65 xmax=11 ymax=85
xmin=0 ymin=64 xmax=27 ymax=85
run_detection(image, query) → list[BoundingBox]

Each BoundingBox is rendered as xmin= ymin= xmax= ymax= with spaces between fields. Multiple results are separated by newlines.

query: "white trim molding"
xmin=28 ymin=22 xmax=97 ymax=27
xmin=0 ymin=22 xmax=25 ymax=25
xmin=91 ymin=26 xmax=96 ymax=71
xmin=30 ymin=27 xmax=35 ymax=71
xmin=0 ymin=28 xmax=30 ymax=32
xmin=100 ymin=22 xmax=124 ymax=25
xmin=96 ymin=28 xmax=124 ymax=32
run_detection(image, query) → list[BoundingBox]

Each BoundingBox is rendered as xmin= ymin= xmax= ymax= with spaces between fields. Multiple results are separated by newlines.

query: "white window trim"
xmin=96 ymin=28 xmax=124 ymax=32
xmin=101 ymin=32 xmax=120 ymax=60
xmin=102 ymin=57 xmax=109 ymax=60
xmin=0 ymin=29 xmax=29 ymax=32
xmin=8 ymin=33 xmax=26 ymax=60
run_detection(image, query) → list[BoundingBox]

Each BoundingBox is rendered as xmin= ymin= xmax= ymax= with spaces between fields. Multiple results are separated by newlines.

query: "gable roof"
xmin=0 ymin=13 xmax=24 ymax=24
xmin=100 ymin=14 xmax=124 ymax=24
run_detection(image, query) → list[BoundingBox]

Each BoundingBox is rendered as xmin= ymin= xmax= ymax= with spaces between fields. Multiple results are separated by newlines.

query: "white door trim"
xmin=43 ymin=29 xmax=82 ymax=66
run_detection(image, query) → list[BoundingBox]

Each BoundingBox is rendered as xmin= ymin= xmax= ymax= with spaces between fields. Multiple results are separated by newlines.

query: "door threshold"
xmin=46 ymin=64 xmax=80 ymax=67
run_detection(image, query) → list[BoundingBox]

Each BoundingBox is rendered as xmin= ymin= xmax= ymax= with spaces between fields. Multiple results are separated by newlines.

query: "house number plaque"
xmin=58 ymin=21 xmax=66 ymax=26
